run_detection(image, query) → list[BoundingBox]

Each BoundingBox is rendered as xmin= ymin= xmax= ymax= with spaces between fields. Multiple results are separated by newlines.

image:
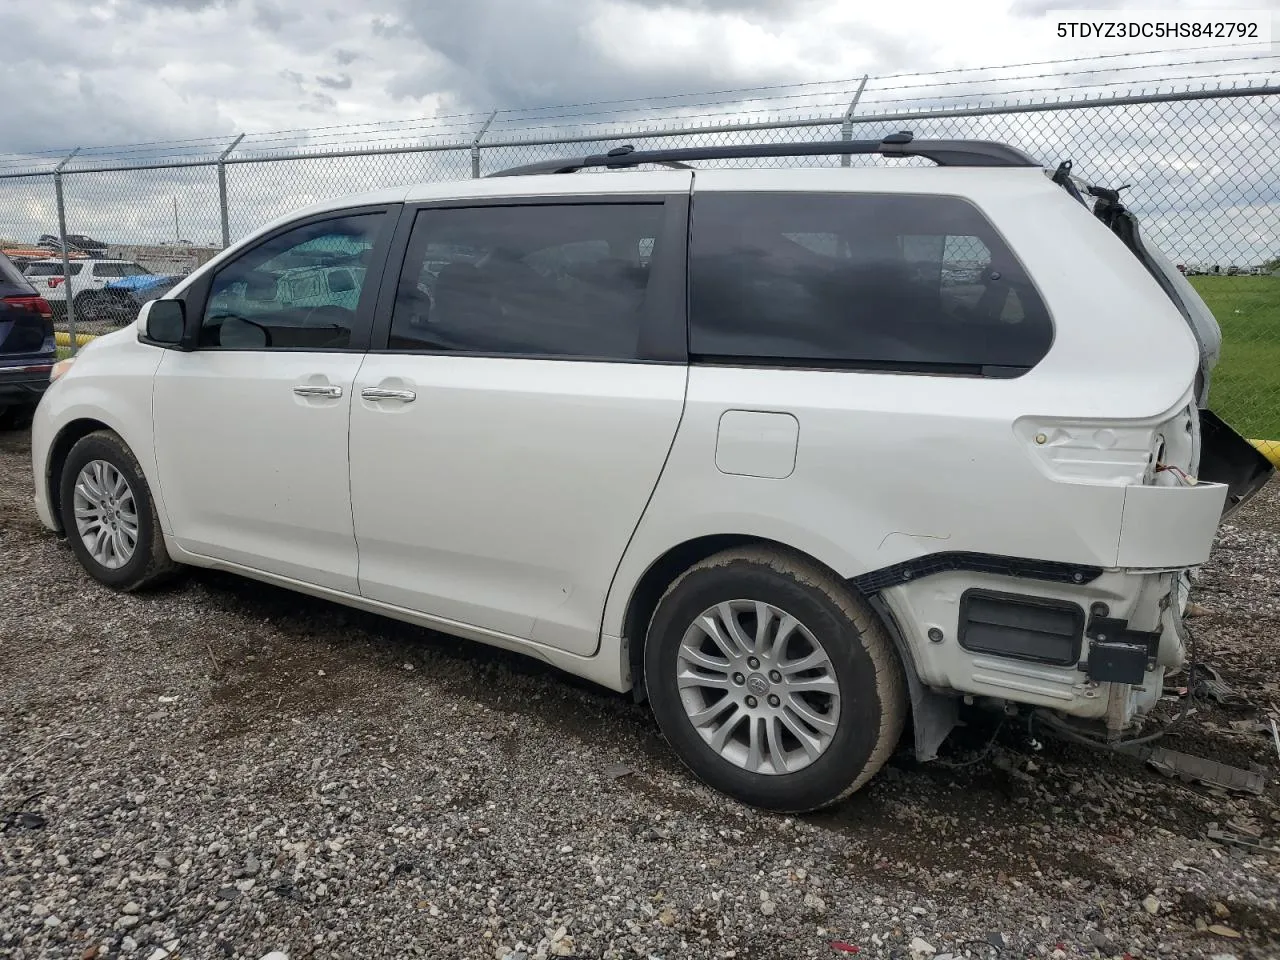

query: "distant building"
xmin=107 ymin=243 xmax=222 ymax=276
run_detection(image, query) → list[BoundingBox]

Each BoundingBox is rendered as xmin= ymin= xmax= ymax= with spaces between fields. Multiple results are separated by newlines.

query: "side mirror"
xmin=144 ymin=300 xmax=186 ymax=345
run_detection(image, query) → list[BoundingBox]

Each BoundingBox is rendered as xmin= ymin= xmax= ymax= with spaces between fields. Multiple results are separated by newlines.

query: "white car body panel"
xmin=152 ymin=348 xmax=366 ymax=593
xmin=30 ymin=321 xmax=166 ymax=532
xmin=349 ymin=356 xmax=686 ymax=656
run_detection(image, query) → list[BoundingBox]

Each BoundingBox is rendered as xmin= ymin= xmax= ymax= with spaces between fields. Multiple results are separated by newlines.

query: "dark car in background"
xmin=92 ymin=272 xmax=186 ymax=328
xmin=0 ymin=251 xmax=55 ymax=429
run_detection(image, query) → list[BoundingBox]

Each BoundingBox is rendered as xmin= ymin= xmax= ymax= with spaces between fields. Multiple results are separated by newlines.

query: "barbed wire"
xmin=1 ymin=49 xmax=1274 ymax=172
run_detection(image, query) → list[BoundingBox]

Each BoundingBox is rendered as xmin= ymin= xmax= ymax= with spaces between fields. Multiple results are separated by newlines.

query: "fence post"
xmin=217 ymin=134 xmax=245 ymax=249
xmin=840 ymin=75 xmax=869 ymax=167
xmin=53 ymin=148 xmax=81 ymax=355
xmin=471 ymin=110 xmax=499 ymax=178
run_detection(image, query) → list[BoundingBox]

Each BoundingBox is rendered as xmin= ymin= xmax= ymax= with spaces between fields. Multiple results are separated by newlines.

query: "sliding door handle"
xmin=361 ymin=387 xmax=417 ymax=403
xmin=293 ymin=384 xmax=343 ymax=398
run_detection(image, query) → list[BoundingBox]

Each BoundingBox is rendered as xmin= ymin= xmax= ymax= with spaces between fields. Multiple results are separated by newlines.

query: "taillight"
xmin=47 ymin=276 xmax=64 ymax=288
xmin=3 ymin=294 xmax=54 ymax=318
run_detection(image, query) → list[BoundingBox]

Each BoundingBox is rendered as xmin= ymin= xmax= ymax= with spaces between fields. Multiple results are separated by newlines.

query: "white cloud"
xmin=0 ymin=0 xmax=1275 ymax=263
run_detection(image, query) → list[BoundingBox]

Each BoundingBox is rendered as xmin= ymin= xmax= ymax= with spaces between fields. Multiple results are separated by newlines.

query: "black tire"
xmin=72 ymin=291 xmax=96 ymax=316
xmin=644 ymin=547 xmax=906 ymax=812
xmin=74 ymin=292 xmax=114 ymax=334
xmin=58 ymin=429 xmax=178 ymax=591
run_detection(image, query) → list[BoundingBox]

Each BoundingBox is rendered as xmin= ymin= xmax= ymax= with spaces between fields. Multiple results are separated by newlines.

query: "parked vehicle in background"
xmin=92 ymin=274 xmax=188 ymax=328
xmin=29 ymin=135 xmax=1274 ymax=812
xmin=0 ymin=251 xmax=55 ymax=429
xmin=38 ymin=233 xmax=108 ymax=258
xmin=23 ymin=259 xmax=152 ymax=322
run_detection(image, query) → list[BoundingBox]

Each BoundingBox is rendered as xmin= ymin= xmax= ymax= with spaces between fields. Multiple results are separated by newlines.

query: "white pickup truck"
xmin=23 ymin=258 xmax=151 ymax=320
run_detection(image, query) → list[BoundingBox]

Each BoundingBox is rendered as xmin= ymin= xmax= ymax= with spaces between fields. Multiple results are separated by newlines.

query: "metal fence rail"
xmin=2 ymin=83 xmax=1277 ymax=460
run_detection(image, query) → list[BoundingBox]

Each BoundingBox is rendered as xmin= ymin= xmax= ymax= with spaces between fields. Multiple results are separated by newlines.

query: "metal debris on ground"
xmin=1206 ymin=822 xmax=1280 ymax=854
xmin=0 ymin=809 xmax=46 ymax=832
xmin=1115 ymin=744 xmax=1267 ymax=795
xmin=1190 ymin=664 xmax=1249 ymax=708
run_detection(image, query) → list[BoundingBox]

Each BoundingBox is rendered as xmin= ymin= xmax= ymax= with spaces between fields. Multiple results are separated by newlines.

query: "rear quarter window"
xmin=689 ymin=192 xmax=1052 ymax=374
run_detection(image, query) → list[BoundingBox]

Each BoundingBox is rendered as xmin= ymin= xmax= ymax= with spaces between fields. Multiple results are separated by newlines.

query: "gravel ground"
xmin=1 ymin=425 xmax=1278 ymax=960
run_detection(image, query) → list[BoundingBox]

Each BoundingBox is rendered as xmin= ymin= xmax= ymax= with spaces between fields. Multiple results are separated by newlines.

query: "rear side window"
xmin=26 ymin=262 xmax=83 ymax=277
xmin=388 ymin=203 xmax=664 ymax=360
xmin=689 ymin=192 xmax=1052 ymax=373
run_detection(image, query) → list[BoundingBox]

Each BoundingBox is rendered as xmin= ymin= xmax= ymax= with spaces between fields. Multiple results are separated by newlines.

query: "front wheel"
xmin=58 ymin=430 xmax=177 ymax=590
xmin=644 ymin=547 xmax=906 ymax=812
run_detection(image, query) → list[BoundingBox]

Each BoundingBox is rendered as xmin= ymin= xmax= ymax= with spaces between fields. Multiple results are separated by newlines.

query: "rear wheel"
xmin=644 ymin=547 xmax=906 ymax=812
xmin=58 ymin=430 xmax=177 ymax=591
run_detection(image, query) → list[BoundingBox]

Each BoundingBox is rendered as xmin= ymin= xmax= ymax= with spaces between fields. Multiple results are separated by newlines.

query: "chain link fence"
xmin=1 ymin=84 xmax=1277 ymax=458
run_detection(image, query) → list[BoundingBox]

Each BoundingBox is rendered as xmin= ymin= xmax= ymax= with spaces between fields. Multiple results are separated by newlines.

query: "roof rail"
xmin=487 ymin=131 xmax=1041 ymax=177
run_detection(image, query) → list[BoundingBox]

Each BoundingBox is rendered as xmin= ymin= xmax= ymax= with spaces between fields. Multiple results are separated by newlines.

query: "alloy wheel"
xmin=676 ymin=600 xmax=841 ymax=775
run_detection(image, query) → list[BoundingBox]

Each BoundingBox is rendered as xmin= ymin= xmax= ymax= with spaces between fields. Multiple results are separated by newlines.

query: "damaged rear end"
xmin=887 ymin=165 xmax=1272 ymax=758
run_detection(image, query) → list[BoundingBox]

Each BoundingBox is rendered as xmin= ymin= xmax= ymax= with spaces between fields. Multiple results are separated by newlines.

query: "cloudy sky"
xmin=0 ymin=0 xmax=1275 ymax=262
xmin=1 ymin=0 xmax=1275 ymax=156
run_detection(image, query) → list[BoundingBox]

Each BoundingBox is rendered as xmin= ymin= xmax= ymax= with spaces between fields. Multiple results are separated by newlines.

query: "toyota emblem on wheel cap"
xmin=746 ymin=674 xmax=770 ymax=695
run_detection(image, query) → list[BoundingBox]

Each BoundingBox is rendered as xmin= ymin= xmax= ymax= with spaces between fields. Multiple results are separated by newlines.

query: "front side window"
xmin=201 ymin=213 xmax=382 ymax=349
xmin=388 ymin=203 xmax=664 ymax=360
xmin=120 ymin=263 xmax=150 ymax=276
xmin=94 ymin=264 xmax=123 ymax=278
xmin=689 ymin=192 xmax=1052 ymax=373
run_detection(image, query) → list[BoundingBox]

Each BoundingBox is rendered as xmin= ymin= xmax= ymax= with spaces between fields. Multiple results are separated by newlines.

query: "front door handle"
xmin=293 ymin=384 xmax=343 ymax=398
xmin=361 ymin=387 xmax=417 ymax=403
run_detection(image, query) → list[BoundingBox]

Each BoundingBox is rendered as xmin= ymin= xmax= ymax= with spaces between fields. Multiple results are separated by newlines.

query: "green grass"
xmin=55 ymin=345 xmax=73 ymax=360
xmin=1191 ymin=275 xmax=1280 ymax=441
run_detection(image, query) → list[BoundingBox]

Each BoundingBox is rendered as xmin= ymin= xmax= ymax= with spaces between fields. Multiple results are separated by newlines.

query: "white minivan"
xmin=30 ymin=135 xmax=1271 ymax=811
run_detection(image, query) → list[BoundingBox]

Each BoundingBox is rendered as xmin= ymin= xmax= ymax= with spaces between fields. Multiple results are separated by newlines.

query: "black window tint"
xmin=388 ymin=204 xmax=664 ymax=359
xmin=201 ymin=214 xmax=381 ymax=350
xmin=689 ymin=193 xmax=1052 ymax=372
xmin=95 ymin=264 xmax=122 ymax=278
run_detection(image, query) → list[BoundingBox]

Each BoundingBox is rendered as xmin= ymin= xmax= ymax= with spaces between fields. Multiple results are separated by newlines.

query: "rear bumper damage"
xmin=876 ymin=409 xmax=1273 ymax=760
xmin=878 ymin=472 xmax=1258 ymax=759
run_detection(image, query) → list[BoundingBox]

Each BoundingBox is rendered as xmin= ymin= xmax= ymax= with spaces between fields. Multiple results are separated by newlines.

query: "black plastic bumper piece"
xmin=1198 ymin=408 xmax=1273 ymax=519
xmin=852 ymin=552 xmax=1103 ymax=594
xmin=957 ymin=589 xmax=1085 ymax=666
xmin=0 ymin=366 xmax=52 ymax=405
xmin=1081 ymin=614 xmax=1161 ymax=684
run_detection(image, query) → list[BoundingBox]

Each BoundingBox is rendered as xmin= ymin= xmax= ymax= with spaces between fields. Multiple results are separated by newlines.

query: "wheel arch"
xmin=620 ymin=534 xmax=915 ymax=704
xmin=45 ymin=417 xmax=121 ymax=534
